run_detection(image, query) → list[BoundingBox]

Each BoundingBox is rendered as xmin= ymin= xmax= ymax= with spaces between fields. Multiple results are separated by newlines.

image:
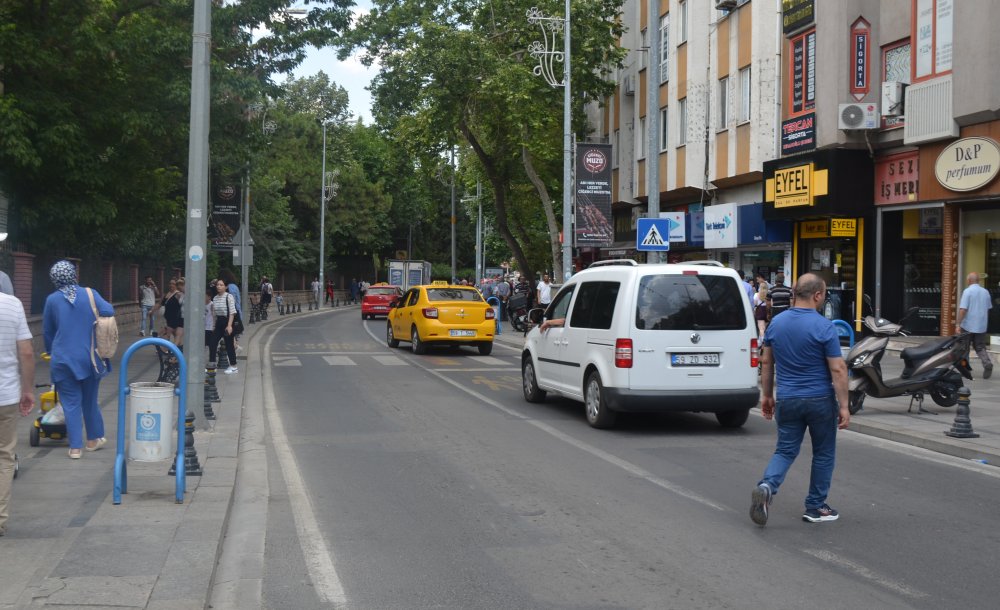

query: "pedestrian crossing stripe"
xmin=323 ymin=356 xmax=356 ymax=366
xmin=640 ymin=224 xmax=665 ymax=246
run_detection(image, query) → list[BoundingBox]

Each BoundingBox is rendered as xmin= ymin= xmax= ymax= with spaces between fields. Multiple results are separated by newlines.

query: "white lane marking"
xmin=273 ymin=356 xmax=302 ymax=367
xmin=323 ymin=356 xmax=357 ymax=366
xmin=264 ymin=332 xmax=347 ymax=606
xmin=372 ymin=355 xmax=406 ymax=366
xmin=803 ymin=549 xmax=929 ymax=599
xmin=471 ymin=356 xmax=505 ymax=366
xmin=362 ymin=324 xmax=725 ymax=512
xmin=432 ymin=367 xmax=520 ymax=372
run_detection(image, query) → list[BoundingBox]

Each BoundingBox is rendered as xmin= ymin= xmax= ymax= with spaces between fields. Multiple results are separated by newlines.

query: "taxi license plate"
xmin=450 ymin=330 xmax=476 ymax=337
xmin=671 ymin=353 xmax=720 ymax=366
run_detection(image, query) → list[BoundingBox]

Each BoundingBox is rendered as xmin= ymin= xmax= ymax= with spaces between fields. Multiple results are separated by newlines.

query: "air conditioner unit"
xmin=623 ymin=75 xmax=635 ymax=96
xmin=881 ymin=81 xmax=907 ymax=117
xmin=716 ymin=0 xmax=737 ymax=9
xmin=838 ymin=103 xmax=879 ymax=130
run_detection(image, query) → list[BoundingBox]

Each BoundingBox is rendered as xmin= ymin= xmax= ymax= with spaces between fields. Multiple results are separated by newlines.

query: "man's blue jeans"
xmin=758 ymin=395 xmax=838 ymax=509
xmin=140 ymin=304 xmax=154 ymax=334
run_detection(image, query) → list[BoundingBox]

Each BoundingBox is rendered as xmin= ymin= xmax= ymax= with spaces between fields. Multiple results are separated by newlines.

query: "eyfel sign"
xmin=934 ymin=137 xmax=1000 ymax=192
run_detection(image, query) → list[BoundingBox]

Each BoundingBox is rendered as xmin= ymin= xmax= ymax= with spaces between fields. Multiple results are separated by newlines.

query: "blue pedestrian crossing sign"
xmin=636 ymin=218 xmax=671 ymax=252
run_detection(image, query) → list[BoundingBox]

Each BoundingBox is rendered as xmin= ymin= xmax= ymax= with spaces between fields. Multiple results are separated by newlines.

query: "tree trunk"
xmin=521 ymin=144 xmax=562 ymax=283
xmin=459 ymin=120 xmax=532 ymax=285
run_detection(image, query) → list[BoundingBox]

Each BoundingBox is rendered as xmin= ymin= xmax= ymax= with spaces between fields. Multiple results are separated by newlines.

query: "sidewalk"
xmin=493 ymin=329 xmax=1000 ymax=465
xmin=0 ymin=315 xmax=268 ymax=608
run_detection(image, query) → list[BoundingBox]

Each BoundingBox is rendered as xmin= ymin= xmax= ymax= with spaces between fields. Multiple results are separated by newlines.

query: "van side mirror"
xmin=528 ymin=308 xmax=545 ymax=324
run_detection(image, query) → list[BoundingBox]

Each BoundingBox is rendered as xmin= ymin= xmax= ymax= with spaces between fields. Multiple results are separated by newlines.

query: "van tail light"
xmin=422 ymin=307 xmax=439 ymax=319
xmin=485 ymin=307 xmax=496 ymax=320
xmin=750 ymin=338 xmax=759 ymax=368
xmin=615 ymin=338 xmax=633 ymax=368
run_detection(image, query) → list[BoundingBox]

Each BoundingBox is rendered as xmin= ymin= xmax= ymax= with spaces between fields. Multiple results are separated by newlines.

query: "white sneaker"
xmin=224 ymin=366 xmax=238 ymax=375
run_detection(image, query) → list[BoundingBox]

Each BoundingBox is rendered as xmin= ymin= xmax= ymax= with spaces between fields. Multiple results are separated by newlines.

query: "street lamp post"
xmin=319 ymin=122 xmax=338 ymax=301
xmin=528 ymin=3 xmax=572 ymax=282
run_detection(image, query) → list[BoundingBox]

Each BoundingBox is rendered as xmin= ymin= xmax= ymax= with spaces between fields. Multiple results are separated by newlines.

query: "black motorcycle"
xmin=507 ymin=293 xmax=529 ymax=333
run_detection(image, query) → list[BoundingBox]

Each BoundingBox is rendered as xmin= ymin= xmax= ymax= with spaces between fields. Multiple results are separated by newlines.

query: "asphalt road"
xmin=258 ymin=309 xmax=1000 ymax=609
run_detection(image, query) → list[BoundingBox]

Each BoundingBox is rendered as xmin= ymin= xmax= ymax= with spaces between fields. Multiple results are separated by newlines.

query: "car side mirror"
xmin=528 ymin=308 xmax=545 ymax=324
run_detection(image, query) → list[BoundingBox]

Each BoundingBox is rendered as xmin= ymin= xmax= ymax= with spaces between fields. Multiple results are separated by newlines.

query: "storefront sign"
xmin=575 ymin=143 xmax=614 ymax=246
xmin=781 ymin=113 xmax=816 ymax=155
xmin=782 ymin=0 xmax=814 ymax=34
xmin=658 ymin=212 xmax=687 ymax=242
xmin=934 ymin=137 xmax=1000 ymax=192
xmin=875 ymin=151 xmax=919 ymax=204
xmin=704 ymin=203 xmax=738 ymax=249
xmin=766 ymin=162 xmax=829 ymax=208
xmin=686 ymin=212 xmax=705 ymax=246
xmin=800 ymin=220 xmax=829 ymax=239
xmin=830 ymin=218 xmax=857 ymax=237
xmin=738 ymin=203 xmax=793 ymax=244
xmin=850 ymin=18 xmax=870 ymax=101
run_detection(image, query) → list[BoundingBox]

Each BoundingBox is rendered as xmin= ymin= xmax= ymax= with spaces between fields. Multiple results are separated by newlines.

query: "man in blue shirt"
xmin=750 ymin=274 xmax=850 ymax=526
xmin=956 ymin=271 xmax=993 ymax=379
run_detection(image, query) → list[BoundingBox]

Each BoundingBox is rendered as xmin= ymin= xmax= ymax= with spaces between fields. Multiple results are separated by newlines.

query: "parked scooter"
xmin=846 ymin=301 xmax=973 ymax=414
xmin=507 ymin=293 xmax=530 ymax=333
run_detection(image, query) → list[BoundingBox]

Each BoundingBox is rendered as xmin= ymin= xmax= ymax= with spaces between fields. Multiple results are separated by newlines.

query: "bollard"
xmin=217 ymin=342 xmax=229 ymax=369
xmin=203 ymin=398 xmax=216 ymax=420
xmin=335 ymin=298 xmax=340 ymax=307
xmin=945 ymin=386 xmax=979 ymax=438
xmin=297 ymin=303 xmax=302 ymax=313
xmin=168 ymin=408 xmax=203 ymax=476
xmin=204 ymin=364 xmax=220 ymax=402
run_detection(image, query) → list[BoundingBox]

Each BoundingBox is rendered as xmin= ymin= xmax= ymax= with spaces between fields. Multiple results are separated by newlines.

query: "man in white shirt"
xmin=0 ymin=292 xmax=35 ymax=536
xmin=536 ymin=273 xmax=553 ymax=308
xmin=311 ymin=277 xmax=321 ymax=306
xmin=956 ymin=272 xmax=994 ymax=379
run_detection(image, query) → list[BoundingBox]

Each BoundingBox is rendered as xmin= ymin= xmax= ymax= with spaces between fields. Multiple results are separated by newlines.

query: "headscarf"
xmin=49 ymin=260 xmax=78 ymax=304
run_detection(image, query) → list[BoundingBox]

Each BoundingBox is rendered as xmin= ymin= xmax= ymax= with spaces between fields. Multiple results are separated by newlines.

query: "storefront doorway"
xmin=962 ymin=207 xmax=1000 ymax=334
xmin=799 ymin=238 xmax=858 ymax=323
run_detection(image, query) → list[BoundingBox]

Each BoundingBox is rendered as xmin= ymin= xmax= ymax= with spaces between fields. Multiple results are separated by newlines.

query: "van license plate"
xmin=671 ymin=353 xmax=720 ymax=366
xmin=450 ymin=330 xmax=476 ymax=337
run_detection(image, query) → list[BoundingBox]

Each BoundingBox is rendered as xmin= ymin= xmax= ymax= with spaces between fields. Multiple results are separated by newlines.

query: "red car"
xmin=362 ymin=284 xmax=403 ymax=319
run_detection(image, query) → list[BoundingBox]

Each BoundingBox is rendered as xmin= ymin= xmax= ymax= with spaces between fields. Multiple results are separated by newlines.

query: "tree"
xmin=347 ymin=0 xmax=623 ymax=282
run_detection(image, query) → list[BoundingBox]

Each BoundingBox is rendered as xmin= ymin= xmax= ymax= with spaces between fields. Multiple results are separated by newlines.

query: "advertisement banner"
xmin=781 ymin=113 xmax=816 ymax=155
xmin=575 ymin=143 xmax=614 ymax=247
xmin=704 ymin=203 xmax=738 ymax=249
xmin=210 ymin=179 xmax=242 ymax=252
xmin=658 ymin=212 xmax=686 ymax=242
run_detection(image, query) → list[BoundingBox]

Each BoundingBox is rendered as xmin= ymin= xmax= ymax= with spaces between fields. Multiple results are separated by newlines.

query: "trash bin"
xmin=128 ymin=382 xmax=176 ymax=461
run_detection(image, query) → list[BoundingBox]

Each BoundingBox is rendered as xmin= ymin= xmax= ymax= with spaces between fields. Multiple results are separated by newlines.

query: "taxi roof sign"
xmin=432 ymin=280 xmax=449 ymax=285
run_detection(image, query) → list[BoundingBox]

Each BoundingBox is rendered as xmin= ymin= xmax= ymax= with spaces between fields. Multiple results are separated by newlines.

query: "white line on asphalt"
xmin=802 ymin=549 xmax=929 ymax=599
xmin=372 ymin=355 xmax=407 ymax=366
xmin=323 ymin=356 xmax=357 ymax=366
xmin=363 ymin=324 xmax=726 ymax=512
xmin=431 ymin=367 xmax=521 ymax=372
xmin=264 ymin=331 xmax=347 ymax=606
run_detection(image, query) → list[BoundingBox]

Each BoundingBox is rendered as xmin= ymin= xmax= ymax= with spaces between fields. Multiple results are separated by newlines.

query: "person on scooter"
xmin=750 ymin=273 xmax=850 ymax=527
xmin=956 ymin=272 xmax=993 ymax=379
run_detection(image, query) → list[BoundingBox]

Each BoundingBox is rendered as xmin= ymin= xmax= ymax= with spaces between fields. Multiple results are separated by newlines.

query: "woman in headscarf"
xmin=42 ymin=261 xmax=114 ymax=459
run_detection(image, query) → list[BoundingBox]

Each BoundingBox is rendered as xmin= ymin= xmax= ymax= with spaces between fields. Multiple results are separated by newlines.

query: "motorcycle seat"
xmin=900 ymin=336 xmax=954 ymax=367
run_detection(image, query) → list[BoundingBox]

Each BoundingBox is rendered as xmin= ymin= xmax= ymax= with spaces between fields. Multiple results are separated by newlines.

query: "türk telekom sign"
xmin=575 ymin=143 xmax=614 ymax=246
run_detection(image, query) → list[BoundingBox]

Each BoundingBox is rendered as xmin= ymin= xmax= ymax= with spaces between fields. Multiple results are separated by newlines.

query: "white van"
xmin=521 ymin=260 xmax=760 ymax=429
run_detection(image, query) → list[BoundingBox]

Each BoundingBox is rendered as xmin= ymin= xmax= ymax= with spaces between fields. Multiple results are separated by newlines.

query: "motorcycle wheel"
xmin=848 ymin=389 xmax=866 ymax=415
xmin=930 ymin=383 xmax=959 ymax=407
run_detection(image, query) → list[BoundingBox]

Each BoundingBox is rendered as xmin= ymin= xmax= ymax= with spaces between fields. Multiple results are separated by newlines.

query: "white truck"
xmin=387 ymin=260 xmax=433 ymax=290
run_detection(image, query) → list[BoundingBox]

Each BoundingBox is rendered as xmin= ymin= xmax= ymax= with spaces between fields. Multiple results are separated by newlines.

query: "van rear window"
xmin=635 ymin=274 xmax=747 ymax=331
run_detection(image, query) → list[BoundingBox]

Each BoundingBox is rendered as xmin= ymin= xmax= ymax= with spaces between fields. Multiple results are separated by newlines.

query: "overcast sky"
xmin=290 ymin=2 xmax=377 ymax=124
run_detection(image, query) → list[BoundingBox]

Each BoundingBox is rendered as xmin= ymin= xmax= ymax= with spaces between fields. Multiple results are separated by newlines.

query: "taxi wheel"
xmin=386 ymin=323 xmax=400 ymax=348
xmin=584 ymin=371 xmax=616 ymax=429
xmin=411 ymin=326 xmax=427 ymax=354
xmin=478 ymin=342 xmax=493 ymax=356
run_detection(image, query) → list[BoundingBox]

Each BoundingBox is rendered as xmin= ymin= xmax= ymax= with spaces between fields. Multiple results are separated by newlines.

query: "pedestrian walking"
xmin=311 ymin=277 xmax=321 ymax=306
xmin=349 ymin=278 xmax=359 ymax=304
xmin=139 ymin=275 xmax=159 ymax=336
xmin=42 ymin=261 xmax=114 ymax=459
xmin=259 ymin=276 xmax=273 ymax=315
xmin=204 ymin=284 xmax=216 ymax=363
xmin=956 ymin=271 xmax=993 ymax=379
xmin=0 ymin=290 xmax=35 ymax=536
xmin=750 ymin=273 xmax=850 ymax=526
xmin=753 ymin=281 xmax=769 ymax=337
xmin=211 ymin=279 xmax=238 ymax=374
xmin=161 ymin=278 xmax=185 ymax=347
xmin=767 ymin=272 xmax=792 ymax=321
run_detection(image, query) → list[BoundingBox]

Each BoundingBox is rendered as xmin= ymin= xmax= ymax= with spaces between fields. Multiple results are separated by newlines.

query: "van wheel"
xmin=478 ymin=342 xmax=493 ymax=356
xmin=411 ymin=327 xmax=427 ymax=355
xmin=522 ymin=357 xmax=546 ymax=403
xmin=716 ymin=409 xmax=750 ymax=428
xmin=386 ymin=323 xmax=399 ymax=348
xmin=584 ymin=371 xmax=616 ymax=429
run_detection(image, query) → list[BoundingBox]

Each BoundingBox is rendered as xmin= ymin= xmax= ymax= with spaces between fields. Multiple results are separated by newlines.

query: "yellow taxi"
xmin=386 ymin=283 xmax=496 ymax=355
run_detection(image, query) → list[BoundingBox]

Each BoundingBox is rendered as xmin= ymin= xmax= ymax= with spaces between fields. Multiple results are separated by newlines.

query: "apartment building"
xmin=586 ymin=0 xmax=788 ymax=281
xmin=587 ymin=0 xmax=1000 ymax=335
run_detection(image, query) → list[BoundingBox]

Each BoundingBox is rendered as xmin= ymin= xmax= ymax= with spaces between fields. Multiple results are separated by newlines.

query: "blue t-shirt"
xmin=959 ymin=283 xmax=992 ymax=333
xmin=762 ymin=307 xmax=841 ymax=400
